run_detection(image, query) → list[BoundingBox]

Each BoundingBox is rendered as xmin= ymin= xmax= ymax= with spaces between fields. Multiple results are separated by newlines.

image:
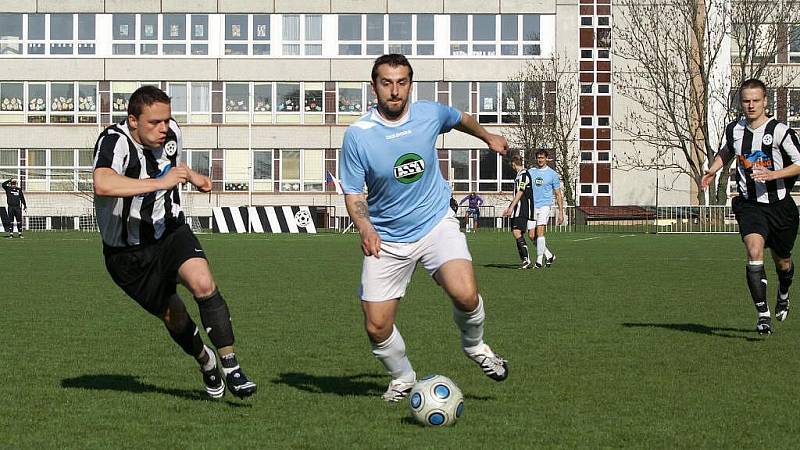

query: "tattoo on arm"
xmin=354 ymin=200 xmax=369 ymax=219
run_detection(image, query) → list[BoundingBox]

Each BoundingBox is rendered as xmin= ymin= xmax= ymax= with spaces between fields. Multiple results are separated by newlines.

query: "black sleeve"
xmin=1 ymin=179 xmax=8 ymax=191
xmin=19 ymin=188 xmax=26 ymax=208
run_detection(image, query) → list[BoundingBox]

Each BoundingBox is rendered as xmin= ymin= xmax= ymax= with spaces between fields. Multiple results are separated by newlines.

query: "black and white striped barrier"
xmin=212 ymin=206 xmax=318 ymax=233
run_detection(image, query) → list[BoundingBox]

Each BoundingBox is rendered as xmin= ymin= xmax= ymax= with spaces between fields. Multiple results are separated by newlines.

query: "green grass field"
xmin=2 ymin=230 xmax=800 ymax=449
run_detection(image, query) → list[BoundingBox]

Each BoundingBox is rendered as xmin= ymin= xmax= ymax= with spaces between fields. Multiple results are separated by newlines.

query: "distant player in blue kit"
xmin=527 ymin=150 xmax=565 ymax=268
xmin=340 ymin=54 xmax=510 ymax=402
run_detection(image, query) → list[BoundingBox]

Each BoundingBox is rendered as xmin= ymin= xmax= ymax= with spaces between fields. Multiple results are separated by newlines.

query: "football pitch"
xmin=3 ymin=230 xmax=800 ymax=449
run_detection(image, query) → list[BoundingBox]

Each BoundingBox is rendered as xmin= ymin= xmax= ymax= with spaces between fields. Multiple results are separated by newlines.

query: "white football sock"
xmin=200 ymin=346 xmax=216 ymax=372
xmin=536 ymin=236 xmax=546 ymax=258
xmin=453 ymin=295 xmax=485 ymax=351
xmin=371 ymin=325 xmax=415 ymax=382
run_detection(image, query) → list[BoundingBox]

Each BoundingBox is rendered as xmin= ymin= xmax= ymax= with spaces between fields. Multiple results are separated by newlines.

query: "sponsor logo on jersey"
xmin=762 ymin=134 xmax=773 ymax=146
xmin=534 ymin=177 xmax=544 ymax=186
xmin=164 ymin=139 xmax=178 ymax=157
xmin=393 ymin=153 xmax=425 ymax=184
xmin=385 ymin=129 xmax=412 ymax=140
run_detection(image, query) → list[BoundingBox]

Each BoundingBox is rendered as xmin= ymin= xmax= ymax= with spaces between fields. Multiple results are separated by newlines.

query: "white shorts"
xmin=527 ymin=206 xmax=551 ymax=229
xmin=360 ymin=210 xmax=472 ymax=301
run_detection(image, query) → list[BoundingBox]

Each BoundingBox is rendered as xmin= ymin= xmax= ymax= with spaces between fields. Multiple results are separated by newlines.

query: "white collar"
xmin=370 ymin=107 xmax=410 ymax=128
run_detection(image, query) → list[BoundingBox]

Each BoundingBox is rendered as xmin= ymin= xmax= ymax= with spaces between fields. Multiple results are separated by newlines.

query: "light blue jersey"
xmin=340 ymin=101 xmax=462 ymax=242
xmin=527 ymin=165 xmax=561 ymax=207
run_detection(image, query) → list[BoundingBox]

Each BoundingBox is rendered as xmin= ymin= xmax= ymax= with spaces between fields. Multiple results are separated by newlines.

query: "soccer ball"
xmin=408 ymin=375 xmax=464 ymax=427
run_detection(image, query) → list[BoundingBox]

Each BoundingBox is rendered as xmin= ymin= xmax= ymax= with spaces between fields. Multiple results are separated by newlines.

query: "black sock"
xmin=196 ymin=289 xmax=236 ymax=349
xmin=746 ymin=263 xmax=769 ymax=313
xmin=167 ymin=317 xmax=205 ymax=358
xmin=515 ymin=236 xmax=529 ymax=261
xmin=777 ymin=262 xmax=794 ymax=298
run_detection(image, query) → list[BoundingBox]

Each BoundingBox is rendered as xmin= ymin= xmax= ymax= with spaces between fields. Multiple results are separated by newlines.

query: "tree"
xmin=506 ymin=54 xmax=580 ymax=205
xmin=613 ymin=0 xmax=800 ymax=205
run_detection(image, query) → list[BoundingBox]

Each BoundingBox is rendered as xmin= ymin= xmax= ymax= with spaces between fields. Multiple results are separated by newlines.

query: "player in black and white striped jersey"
xmin=502 ymin=154 xmax=534 ymax=269
xmin=703 ymin=79 xmax=800 ymax=335
xmin=92 ymin=86 xmax=256 ymax=398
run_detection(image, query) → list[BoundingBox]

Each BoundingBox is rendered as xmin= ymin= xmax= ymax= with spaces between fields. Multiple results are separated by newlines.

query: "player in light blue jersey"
xmin=526 ymin=149 xmax=565 ymax=268
xmin=340 ymin=54 xmax=510 ymax=402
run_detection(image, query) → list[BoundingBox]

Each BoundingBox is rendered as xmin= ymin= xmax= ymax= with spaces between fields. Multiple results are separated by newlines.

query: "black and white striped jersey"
xmin=512 ymin=169 xmax=534 ymax=218
xmin=718 ymin=117 xmax=800 ymax=203
xmin=93 ymin=119 xmax=184 ymax=248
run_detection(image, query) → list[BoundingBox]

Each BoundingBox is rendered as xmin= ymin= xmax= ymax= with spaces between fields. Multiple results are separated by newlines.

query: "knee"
xmin=365 ymin=319 xmax=393 ymax=343
xmin=452 ymin=289 xmax=479 ymax=312
xmin=188 ymin=275 xmax=216 ymax=299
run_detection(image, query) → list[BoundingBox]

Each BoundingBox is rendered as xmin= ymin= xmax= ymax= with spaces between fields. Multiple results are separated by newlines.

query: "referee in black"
xmin=703 ymin=79 xmax=800 ymax=335
xmin=2 ymin=178 xmax=26 ymax=238
xmin=92 ymin=86 xmax=256 ymax=398
xmin=502 ymin=154 xmax=535 ymax=269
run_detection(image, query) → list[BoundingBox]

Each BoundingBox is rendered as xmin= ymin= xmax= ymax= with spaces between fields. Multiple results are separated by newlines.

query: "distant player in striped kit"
xmin=92 ymin=86 xmax=256 ymax=398
xmin=703 ymin=79 xmax=800 ymax=335
xmin=502 ymin=155 xmax=534 ymax=269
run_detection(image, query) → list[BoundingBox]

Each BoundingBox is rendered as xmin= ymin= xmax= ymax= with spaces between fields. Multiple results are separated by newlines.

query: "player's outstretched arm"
xmin=701 ymin=155 xmax=725 ymax=191
xmin=182 ymin=162 xmax=212 ymax=193
xmin=345 ymin=193 xmax=381 ymax=258
xmin=1 ymin=179 xmax=9 ymax=190
xmin=454 ymin=112 xmax=508 ymax=156
xmin=94 ymin=166 xmax=188 ymax=197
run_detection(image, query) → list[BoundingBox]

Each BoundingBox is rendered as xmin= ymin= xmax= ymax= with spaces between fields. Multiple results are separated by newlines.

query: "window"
xmin=304 ymin=149 xmax=324 ymax=191
xmin=340 ymin=14 xmax=434 ymax=56
xmin=225 ymin=83 xmax=250 ymax=123
xmin=28 ymin=14 xmax=45 ymax=54
xmin=0 ymin=14 xmax=23 ymax=54
xmin=478 ymin=149 xmax=498 ymax=191
xmin=50 ymin=14 xmax=73 ymax=54
xmin=111 ymin=81 xmax=137 ymax=123
xmin=304 ymin=82 xmax=324 ymax=124
xmin=162 ymin=14 xmax=187 ymax=55
xmin=388 ymin=14 xmax=412 ymax=55
xmin=280 ymin=149 xmax=301 ymax=191
xmin=254 ymin=150 xmax=273 ymax=179
xmin=282 ymin=14 xmax=320 ymax=56
xmin=253 ymin=14 xmax=270 ymax=55
xmin=0 ymin=82 xmax=24 ymax=122
xmin=168 ymin=83 xmax=188 ymax=122
xmin=791 ymin=26 xmax=800 ymax=63
xmin=253 ymin=82 xmax=273 ymax=123
xmin=450 ymin=82 xmax=470 ymax=113
xmin=478 ymin=82 xmax=498 ymax=124
xmin=112 ymin=14 xmax=136 ymax=54
xmin=501 ymin=82 xmax=520 ymax=123
xmin=276 ymin=82 xmax=301 ymax=123
xmin=450 ymin=149 xmax=470 ymax=192
xmin=190 ymin=82 xmax=211 ymax=123
xmin=50 ymin=82 xmax=75 ymax=123
xmin=416 ymin=82 xmax=436 ymax=102
xmin=225 ymin=14 xmax=248 ymax=55
xmin=190 ymin=15 xmax=208 ymax=54
xmin=450 ymin=15 xmax=541 ymax=56
xmin=789 ymin=89 xmax=800 ymax=128
xmin=580 ymin=184 xmax=593 ymax=194
xmin=338 ymin=15 xmax=362 ymax=55
xmin=337 ymin=82 xmax=364 ymax=123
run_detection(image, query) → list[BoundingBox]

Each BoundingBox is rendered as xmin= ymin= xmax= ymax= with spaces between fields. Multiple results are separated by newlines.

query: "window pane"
xmin=254 ymin=83 xmax=272 ymax=112
xmin=366 ymin=14 xmax=383 ymax=41
xmin=304 ymin=149 xmax=324 ymax=191
xmin=225 ymin=44 xmax=247 ymax=55
xmin=0 ymin=14 xmax=22 ymax=39
xmin=52 ymin=83 xmax=75 ymax=111
xmin=28 ymin=149 xmax=46 ymax=166
xmin=191 ymin=150 xmax=210 ymax=176
xmin=169 ymin=83 xmax=187 ymax=111
xmin=50 ymin=14 xmax=73 ymax=40
xmin=254 ymin=150 xmax=273 ymax=179
xmin=113 ymin=14 xmax=135 ymax=39
xmin=389 ymin=14 xmax=412 ymax=40
xmin=479 ymin=83 xmax=498 ymax=112
xmin=282 ymin=150 xmax=300 ymax=179
xmin=191 ymin=15 xmax=208 ymax=39
xmin=306 ymin=15 xmax=321 ymax=40
xmin=226 ymin=83 xmax=249 ymax=111
xmin=479 ymin=149 xmax=497 ymax=179
xmin=473 ymin=15 xmax=495 ymax=41
xmin=28 ymin=14 xmax=45 ymax=40
xmin=1 ymin=82 xmax=23 ymax=111
xmin=450 ymin=15 xmax=467 ymax=40
xmin=254 ymin=15 xmax=270 ymax=40
xmin=78 ymin=14 xmax=95 ymax=40
xmin=339 ymin=15 xmax=362 ymax=40
xmin=305 ymin=43 xmax=321 ymax=55
xmin=338 ymin=85 xmax=362 ymax=112
xmin=276 ymin=83 xmax=301 ymax=112
xmin=417 ymin=44 xmax=434 ymax=55
xmin=416 ymin=82 xmax=435 ymax=102
xmin=451 ymin=149 xmax=469 ymax=179
xmin=283 ymin=15 xmax=299 ymax=40
xmin=78 ymin=149 xmax=93 ymax=166
xmin=501 ymin=15 xmax=517 ymax=41
xmin=163 ymin=14 xmax=186 ymax=40
xmin=163 ymin=44 xmax=185 ymax=55
xmin=253 ymin=44 xmax=269 ymax=55
xmin=52 ymin=149 xmax=74 ymax=166
xmin=78 ymin=83 xmax=96 ymax=111
xmin=226 ymin=15 xmax=248 ymax=40
xmin=305 ymin=84 xmax=323 ymax=111
xmin=190 ymin=83 xmax=209 ymax=112
xmin=451 ymin=82 xmax=469 ymax=112
xmin=417 ymin=14 xmax=434 ymax=40
xmin=141 ymin=14 xmax=158 ymax=40
xmin=140 ymin=43 xmax=157 ymax=54
xmin=339 ymin=44 xmax=361 ymax=55
xmin=28 ymin=83 xmax=45 ymax=112
xmin=387 ymin=43 xmax=411 ymax=55
xmin=366 ymin=44 xmax=383 ymax=55
xmin=523 ymin=15 xmax=540 ymax=40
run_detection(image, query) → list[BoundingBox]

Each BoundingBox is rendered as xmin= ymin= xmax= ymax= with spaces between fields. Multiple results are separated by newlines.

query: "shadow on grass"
xmin=622 ymin=322 xmax=762 ymax=342
xmin=482 ymin=263 xmax=522 ymax=270
xmin=272 ymin=372 xmax=385 ymax=396
xmin=61 ymin=374 xmax=251 ymax=406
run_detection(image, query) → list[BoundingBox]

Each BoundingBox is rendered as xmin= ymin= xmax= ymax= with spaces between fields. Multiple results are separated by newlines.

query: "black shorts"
xmin=7 ymin=206 xmax=22 ymax=226
xmin=512 ymin=203 xmax=532 ymax=231
xmin=466 ymin=208 xmax=480 ymax=218
xmin=104 ymin=224 xmax=207 ymax=316
xmin=733 ymin=195 xmax=799 ymax=259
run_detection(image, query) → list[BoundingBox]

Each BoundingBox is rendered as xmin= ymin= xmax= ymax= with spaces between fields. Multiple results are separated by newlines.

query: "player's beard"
xmin=377 ymin=96 xmax=407 ymax=121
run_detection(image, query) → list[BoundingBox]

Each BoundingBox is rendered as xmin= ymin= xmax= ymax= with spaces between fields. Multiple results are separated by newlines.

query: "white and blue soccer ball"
xmin=408 ymin=374 xmax=464 ymax=427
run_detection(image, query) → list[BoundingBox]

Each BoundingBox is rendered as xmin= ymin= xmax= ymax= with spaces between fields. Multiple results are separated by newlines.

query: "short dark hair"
xmin=535 ymin=149 xmax=549 ymax=157
xmin=739 ymin=78 xmax=768 ymax=97
xmin=371 ymin=54 xmax=414 ymax=83
xmin=127 ymin=85 xmax=171 ymax=118
xmin=511 ymin=154 xmax=523 ymax=166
